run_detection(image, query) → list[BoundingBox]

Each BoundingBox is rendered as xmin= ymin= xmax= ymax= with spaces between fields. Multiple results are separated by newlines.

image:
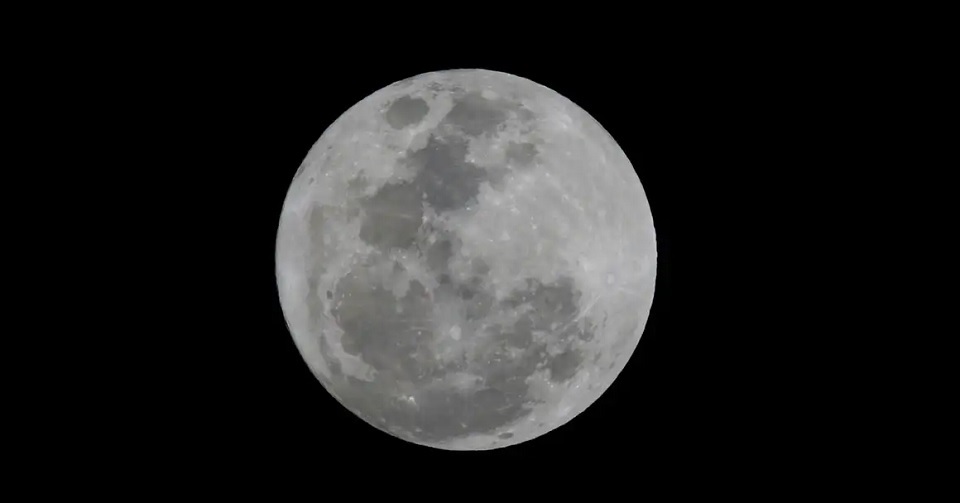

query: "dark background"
xmin=125 ymin=38 xmax=824 ymax=476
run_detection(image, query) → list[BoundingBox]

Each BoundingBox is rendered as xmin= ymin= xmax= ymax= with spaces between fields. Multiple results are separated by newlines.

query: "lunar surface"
xmin=276 ymin=69 xmax=656 ymax=450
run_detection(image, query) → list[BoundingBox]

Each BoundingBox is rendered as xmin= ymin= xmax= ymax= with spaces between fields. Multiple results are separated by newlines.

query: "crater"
xmin=498 ymin=432 xmax=514 ymax=439
xmin=385 ymin=95 xmax=429 ymax=129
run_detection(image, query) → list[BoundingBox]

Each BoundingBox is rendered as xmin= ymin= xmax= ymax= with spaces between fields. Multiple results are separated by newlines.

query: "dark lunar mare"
xmin=505 ymin=141 xmax=538 ymax=166
xmin=352 ymin=89 xmax=524 ymax=250
xmin=384 ymin=96 xmax=429 ymax=129
xmin=323 ymin=268 xmax=593 ymax=443
xmin=408 ymin=135 xmax=487 ymax=213
xmin=356 ymin=133 xmax=486 ymax=252
xmin=358 ymin=181 xmax=424 ymax=251
xmin=442 ymin=91 xmax=510 ymax=137
xmin=358 ymin=91 xmax=531 ymax=252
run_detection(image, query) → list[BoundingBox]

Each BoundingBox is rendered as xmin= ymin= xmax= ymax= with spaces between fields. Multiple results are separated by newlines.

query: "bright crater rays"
xmin=276 ymin=69 xmax=656 ymax=450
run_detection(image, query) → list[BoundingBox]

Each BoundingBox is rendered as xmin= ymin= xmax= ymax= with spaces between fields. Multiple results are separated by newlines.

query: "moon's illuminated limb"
xmin=276 ymin=69 xmax=656 ymax=450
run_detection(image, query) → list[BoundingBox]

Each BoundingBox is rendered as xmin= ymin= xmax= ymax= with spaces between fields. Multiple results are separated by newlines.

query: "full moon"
xmin=276 ymin=69 xmax=656 ymax=450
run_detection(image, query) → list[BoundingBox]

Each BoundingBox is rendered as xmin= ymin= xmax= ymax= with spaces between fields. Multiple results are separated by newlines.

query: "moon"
xmin=276 ymin=69 xmax=656 ymax=450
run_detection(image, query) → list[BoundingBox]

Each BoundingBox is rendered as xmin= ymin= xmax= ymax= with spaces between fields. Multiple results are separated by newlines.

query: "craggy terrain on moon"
xmin=276 ymin=70 xmax=656 ymax=450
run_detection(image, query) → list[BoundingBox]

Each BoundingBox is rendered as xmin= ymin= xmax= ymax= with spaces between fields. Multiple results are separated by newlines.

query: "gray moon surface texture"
xmin=276 ymin=69 xmax=656 ymax=450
